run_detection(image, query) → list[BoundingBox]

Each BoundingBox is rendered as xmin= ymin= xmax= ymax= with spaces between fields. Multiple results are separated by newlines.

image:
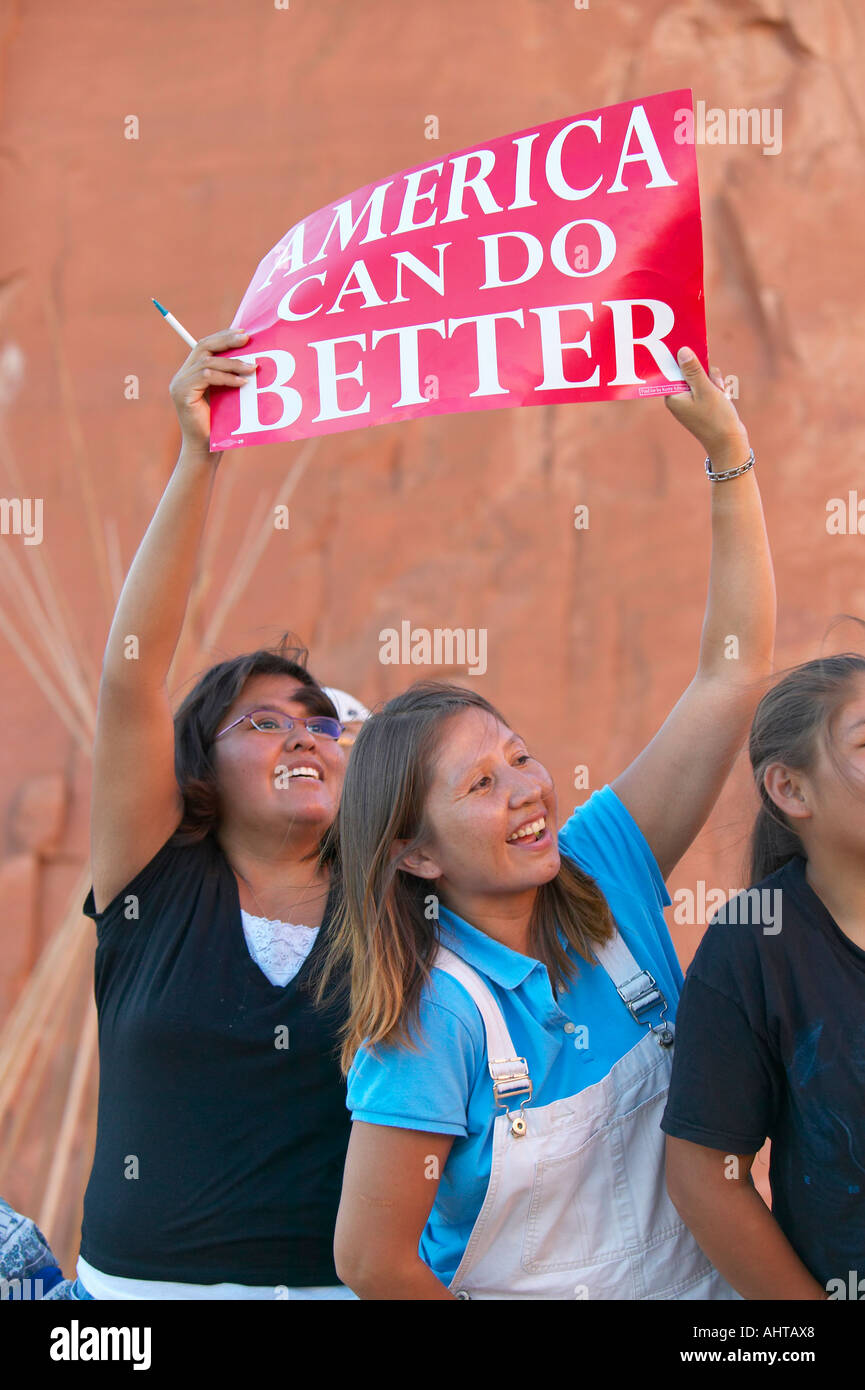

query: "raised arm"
xmin=611 ymin=349 xmax=775 ymax=881
xmin=90 ymin=330 xmax=254 ymax=912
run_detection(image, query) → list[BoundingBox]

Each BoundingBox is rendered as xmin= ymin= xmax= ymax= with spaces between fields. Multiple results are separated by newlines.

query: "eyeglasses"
xmin=214 ymin=708 xmax=344 ymax=741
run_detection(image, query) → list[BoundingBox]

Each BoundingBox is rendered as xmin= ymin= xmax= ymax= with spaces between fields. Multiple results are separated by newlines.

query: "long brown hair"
xmin=749 ymin=650 xmax=865 ymax=883
xmin=315 ymin=680 xmax=615 ymax=1074
xmin=171 ymin=633 xmax=339 ymax=862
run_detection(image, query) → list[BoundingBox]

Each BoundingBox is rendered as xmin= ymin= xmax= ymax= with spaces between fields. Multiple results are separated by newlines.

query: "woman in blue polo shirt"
xmin=320 ymin=350 xmax=776 ymax=1299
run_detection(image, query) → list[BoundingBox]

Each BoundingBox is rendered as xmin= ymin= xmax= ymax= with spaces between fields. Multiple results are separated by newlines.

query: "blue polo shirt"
xmin=346 ymin=784 xmax=682 ymax=1287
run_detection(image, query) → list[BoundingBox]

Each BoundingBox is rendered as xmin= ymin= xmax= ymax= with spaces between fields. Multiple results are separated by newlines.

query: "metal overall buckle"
xmin=489 ymin=1058 xmax=533 ymax=1137
xmin=615 ymin=969 xmax=675 ymax=1048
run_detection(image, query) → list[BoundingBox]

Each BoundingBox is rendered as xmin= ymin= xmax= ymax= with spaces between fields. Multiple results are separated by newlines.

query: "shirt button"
xmin=564 ymin=1022 xmax=576 ymax=1034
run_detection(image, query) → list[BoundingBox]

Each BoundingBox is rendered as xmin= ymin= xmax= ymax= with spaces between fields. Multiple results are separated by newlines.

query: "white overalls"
xmin=434 ymin=932 xmax=741 ymax=1300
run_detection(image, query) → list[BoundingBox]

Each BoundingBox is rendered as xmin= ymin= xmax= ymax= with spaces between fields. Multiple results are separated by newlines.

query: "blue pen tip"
xmin=152 ymin=298 xmax=168 ymax=316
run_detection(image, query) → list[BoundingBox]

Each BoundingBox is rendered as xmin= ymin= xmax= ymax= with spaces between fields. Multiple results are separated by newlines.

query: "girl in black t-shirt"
xmin=664 ymin=651 xmax=865 ymax=1299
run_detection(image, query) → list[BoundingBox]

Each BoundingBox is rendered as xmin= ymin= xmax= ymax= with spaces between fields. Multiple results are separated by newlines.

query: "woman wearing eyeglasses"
xmin=74 ymin=330 xmax=359 ymax=1299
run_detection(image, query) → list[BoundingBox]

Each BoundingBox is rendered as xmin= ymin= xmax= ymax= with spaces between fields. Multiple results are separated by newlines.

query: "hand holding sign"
xmin=210 ymin=89 xmax=708 ymax=450
xmin=665 ymin=347 xmax=751 ymax=468
xmin=169 ymin=330 xmax=254 ymax=451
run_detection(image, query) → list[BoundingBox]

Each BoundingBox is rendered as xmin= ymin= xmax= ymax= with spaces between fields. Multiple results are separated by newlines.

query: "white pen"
xmin=151 ymin=298 xmax=198 ymax=348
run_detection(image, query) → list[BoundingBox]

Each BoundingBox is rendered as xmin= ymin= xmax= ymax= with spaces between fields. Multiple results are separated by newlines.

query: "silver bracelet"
xmin=705 ymin=447 xmax=755 ymax=482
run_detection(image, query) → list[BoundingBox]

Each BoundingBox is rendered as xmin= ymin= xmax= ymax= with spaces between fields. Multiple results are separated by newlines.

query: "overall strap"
xmin=591 ymin=930 xmax=674 ymax=1047
xmin=433 ymin=946 xmax=533 ymax=1117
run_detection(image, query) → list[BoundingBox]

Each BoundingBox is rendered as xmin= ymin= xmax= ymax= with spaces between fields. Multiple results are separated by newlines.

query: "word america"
xmin=258 ymin=105 xmax=678 ymax=296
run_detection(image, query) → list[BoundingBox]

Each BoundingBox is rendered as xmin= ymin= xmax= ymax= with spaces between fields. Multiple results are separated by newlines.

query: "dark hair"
xmin=171 ymin=633 xmax=339 ymax=855
xmin=749 ymin=649 xmax=865 ymax=883
xmin=316 ymin=679 xmax=615 ymax=1074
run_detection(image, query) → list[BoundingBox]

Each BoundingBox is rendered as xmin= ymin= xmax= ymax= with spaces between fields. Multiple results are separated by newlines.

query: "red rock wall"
xmin=1 ymin=0 xmax=863 ymax=1265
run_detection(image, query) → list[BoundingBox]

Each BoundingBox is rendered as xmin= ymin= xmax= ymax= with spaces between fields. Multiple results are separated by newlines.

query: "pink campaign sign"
xmin=209 ymin=89 xmax=706 ymax=451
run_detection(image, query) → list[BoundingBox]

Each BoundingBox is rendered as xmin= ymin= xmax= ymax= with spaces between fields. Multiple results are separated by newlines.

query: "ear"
xmin=762 ymin=763 xmax=811 ymax=821
xmin=389 ymin=838 xmax=442 ymax=881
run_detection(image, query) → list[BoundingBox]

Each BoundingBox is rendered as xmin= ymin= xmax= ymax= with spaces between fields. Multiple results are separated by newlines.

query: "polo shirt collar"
xmin=437 ymin=903 xmax=540 ymax=988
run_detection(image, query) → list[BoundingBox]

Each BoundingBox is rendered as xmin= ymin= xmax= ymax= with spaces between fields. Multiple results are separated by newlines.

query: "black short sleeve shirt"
xmin=661 ymin=855 xmax=865 ymax=1287
xmin=80 ymin=833 xmax=350 ymax=1286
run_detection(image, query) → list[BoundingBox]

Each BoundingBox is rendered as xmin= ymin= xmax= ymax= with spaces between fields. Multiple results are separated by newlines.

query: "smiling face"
xmin=404 ymin=707 xmax=561 ymax=916
xmin=211 ymin=674 xmax=347 ymax=842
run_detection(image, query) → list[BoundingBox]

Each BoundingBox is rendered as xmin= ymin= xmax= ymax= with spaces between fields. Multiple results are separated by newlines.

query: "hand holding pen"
xmin=153 ymin=300 xmax=253 ymax=454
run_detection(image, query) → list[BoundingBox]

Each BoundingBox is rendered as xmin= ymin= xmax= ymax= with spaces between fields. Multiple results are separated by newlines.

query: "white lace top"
xmin=240 ymin=909 xmax=320 ymax=986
